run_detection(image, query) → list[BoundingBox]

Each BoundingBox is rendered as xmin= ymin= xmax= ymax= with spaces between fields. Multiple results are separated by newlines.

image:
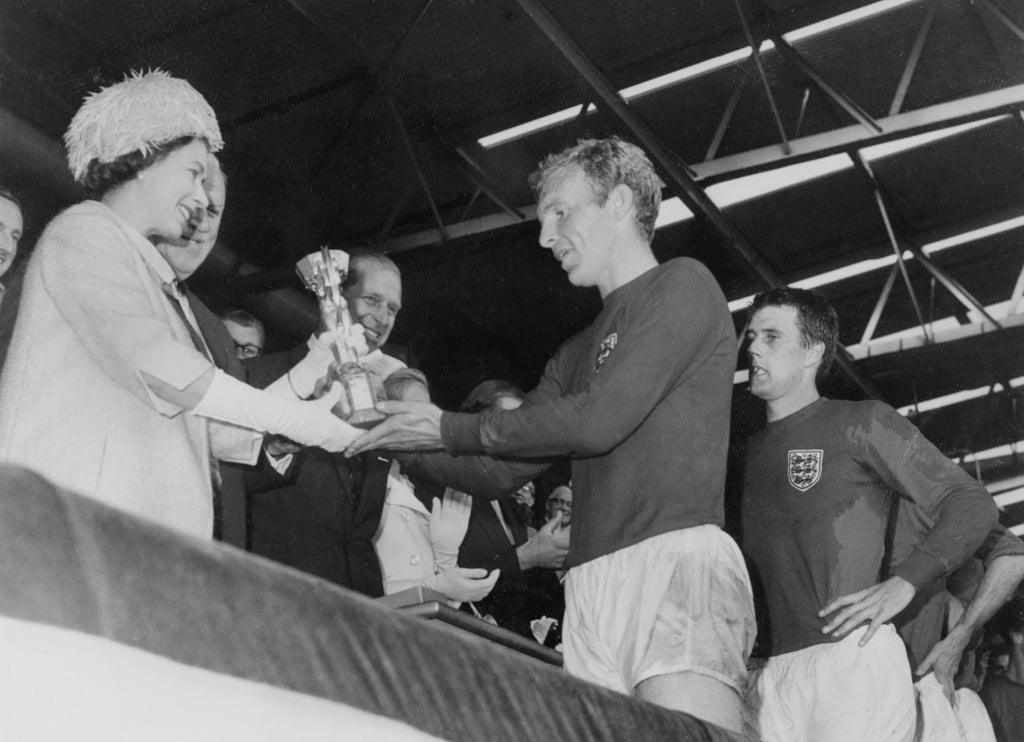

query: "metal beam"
xmin=1008 ymin=261 xmax=1024 ymax=316
xmin=378 ymin=180 xmax=417 ymax=244
xmin=222 ymin=68 xmax=368 ymax=131
xmin=698 ymin=84 xmax=1024 ymax=183
xmin=873 ymin=186 xmax=933 ymax=342
xmin=860 ymin=264 xmax=900 ymax=345
xmin=851 ymin=152 xmax=931 ymax=340
xmin=854 ymin=153 xmax=1004 ymax=331
xmin=515 ymin=0 xmax=879 ymax=400
xmin=453 ymin=145 xmax=526 ymax=220
xmin=387 ymin=95 xmax=448 ymax=242
xmin=733 ymin=0 xmax=791 ymax=154
xmin=767 ymin=31 xmax=882 ymax=133
xmin=846 ymin=311 xmax=1024 ymax=360
xmin=978 ymin=0 xmax=1024 ymax=43
xmin=384 ymin=207 xmax=537 ymax=254
xmin=310 ymin=0 xmax=435 ymax=176
xmin=381 ymin=88 xmax=1024 ymax=253
xmin=794 ymin=87 xmax=812 ymax=138
xmin=705 ymin=61 xmax=751 ymax=162
xmin=458 ymin=187 xmax=484 ymax=223
xmin=907 ymin=245 xmax=1005 ymax=329
xmin=284 ymin=0 xmax=362 ymax=49
xmin=889 ymin=0 xmax=938 ymax=116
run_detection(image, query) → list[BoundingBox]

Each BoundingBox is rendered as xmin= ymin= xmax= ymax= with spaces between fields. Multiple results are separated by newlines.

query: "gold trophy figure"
xmin=296 ymin=246 xmax=386 ymax=428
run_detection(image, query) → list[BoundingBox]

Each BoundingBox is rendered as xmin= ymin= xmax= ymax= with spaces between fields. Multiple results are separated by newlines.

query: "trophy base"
xmin=333 ymin=403 xmax=386 ymax=430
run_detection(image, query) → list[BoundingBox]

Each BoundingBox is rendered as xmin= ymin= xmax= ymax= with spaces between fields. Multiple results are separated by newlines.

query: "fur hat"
xmin=64 ymin=69 xmax=223 ymax=183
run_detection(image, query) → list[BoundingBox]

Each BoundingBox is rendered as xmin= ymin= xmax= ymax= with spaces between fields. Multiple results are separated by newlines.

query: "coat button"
xmin=410 ymin=555 xmax=420 ymax=565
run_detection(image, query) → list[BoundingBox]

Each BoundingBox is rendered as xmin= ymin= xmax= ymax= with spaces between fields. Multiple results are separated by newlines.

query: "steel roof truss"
xmin=734 ymin=0 xmax=792 ymax=154
xmin=704 ymin=60 xmax=753 ymax=162
xmin=860 ymin=263 xmax=900 ymax=345
xmin=889 ymin=0 xmax=939 ymax=116
xmin=387 ymin=94 xmax=448 ymax=242
xmin=767 ymin=31 xmax=882 ymax=134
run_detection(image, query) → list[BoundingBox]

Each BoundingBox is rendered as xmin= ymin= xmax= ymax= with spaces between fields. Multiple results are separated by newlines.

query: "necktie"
xmin=161 ymin=279 xmax=222 ymax=499
xmin=492 ymin=500 xmax=515 ymax=545
xmin=162 ymin=280 xmax=212 ymax=362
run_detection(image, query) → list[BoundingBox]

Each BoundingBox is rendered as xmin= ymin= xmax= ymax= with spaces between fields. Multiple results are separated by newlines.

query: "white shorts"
xmin=915 ymin=673 xmax=995 ymax=742
xmin=745 ymin=624 xmax=916 ymax=742
xmin=562 ymin=525 xmax=755 ymax=694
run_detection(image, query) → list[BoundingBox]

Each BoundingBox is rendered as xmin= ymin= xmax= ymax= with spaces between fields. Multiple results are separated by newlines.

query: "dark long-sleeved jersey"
xmin=742 ymin=397 xmax=997 ymax=656
xmin=407 ymin=258 xmax=736 ymax=568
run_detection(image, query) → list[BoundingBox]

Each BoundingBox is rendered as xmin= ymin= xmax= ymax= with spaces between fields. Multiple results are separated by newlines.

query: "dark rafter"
xmin=308 ymin=0 xmax=436 ymax=177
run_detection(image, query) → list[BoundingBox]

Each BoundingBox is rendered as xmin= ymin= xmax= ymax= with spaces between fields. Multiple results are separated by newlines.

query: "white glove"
xmin=264 ymin=325 xmax=368 ymax=401
xmin=430 ymin=489 xmax=472 ymax=569
xmin=193 ymin=369 xmax=359 ymax=452
xmin=431 ymin=567 xmax=499 ymax=603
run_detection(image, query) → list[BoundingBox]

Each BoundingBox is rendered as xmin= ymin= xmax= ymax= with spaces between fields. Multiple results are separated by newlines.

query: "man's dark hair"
xmin=220 ymin=307 xmax=265 ymax=344
xmin=80 ymin=135 xmax=198 ymax=199
xmin=748 ymin=287 xmax=839 ymax=379
xmin=341 ymin=248 xmax=400 ymax=292
xmin=0 ymin=184 xmax=22 ymax=210
xmin=460 ymin=379 xmax=526 ymax=413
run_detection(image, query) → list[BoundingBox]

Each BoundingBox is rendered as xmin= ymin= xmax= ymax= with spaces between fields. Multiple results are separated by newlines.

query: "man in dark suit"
xmin=245 ymin=250 xmax=405 ymax=594
xmin=153 ymin=156 xmax=252 ymax=548
xmin=458 ymin=487 xmax=568 ymax=641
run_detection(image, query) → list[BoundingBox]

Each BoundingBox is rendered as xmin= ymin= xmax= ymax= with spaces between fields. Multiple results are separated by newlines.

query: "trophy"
xmin=296 ymin=246 xmax=386 ymax=428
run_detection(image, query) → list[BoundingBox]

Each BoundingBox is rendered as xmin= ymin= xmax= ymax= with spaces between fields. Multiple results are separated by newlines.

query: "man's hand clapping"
xmin=517 ymin=511 xmax=570 ymax=570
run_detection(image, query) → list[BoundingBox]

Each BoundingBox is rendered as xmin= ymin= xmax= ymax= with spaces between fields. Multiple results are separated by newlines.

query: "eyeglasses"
xmin=234 ymin=342 xmax=263 ymax=359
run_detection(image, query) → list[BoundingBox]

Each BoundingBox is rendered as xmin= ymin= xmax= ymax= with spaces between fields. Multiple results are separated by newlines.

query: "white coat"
xmin=0 ymin=201 xmax=259 ymax=536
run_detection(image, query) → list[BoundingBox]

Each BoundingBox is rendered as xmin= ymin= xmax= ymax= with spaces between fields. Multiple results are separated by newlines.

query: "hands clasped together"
xmin=428 ymin=489 xmax=499 ymax=603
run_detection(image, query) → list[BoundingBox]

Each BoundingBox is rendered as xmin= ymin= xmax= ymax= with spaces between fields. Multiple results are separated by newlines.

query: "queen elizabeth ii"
xmin=0 ymin=71 xmax=357 ymax=537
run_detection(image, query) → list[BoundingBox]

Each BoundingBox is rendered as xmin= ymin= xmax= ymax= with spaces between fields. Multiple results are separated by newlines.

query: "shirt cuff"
xmin=892 ymin=549 xmax=948 ymax=590
xmin=440 ymin=411 xmax=483 ymax=454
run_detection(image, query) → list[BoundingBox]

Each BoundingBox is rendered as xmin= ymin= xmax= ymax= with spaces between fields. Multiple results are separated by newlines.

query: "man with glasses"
xmin=545 ymin=483 xmax=572 ymax=527
xmin=219 ymin=308 xmax=265 ymax=360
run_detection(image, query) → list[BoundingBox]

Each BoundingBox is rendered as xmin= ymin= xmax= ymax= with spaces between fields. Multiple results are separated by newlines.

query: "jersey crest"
xmin=788 ymin=449 xmax=823 ymax=491
xmin=594 ymin=332 xmax=618 ymax=373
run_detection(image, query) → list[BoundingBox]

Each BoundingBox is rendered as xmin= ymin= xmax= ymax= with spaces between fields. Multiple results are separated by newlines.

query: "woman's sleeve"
xmin=36 ymin=211 xmax=212 ymax=417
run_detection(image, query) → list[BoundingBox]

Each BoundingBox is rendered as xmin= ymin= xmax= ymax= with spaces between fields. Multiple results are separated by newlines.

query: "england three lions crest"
xmin=594 ymin=333 xmax=618 ymax=373
xmin=788 ymin=450 xmax=823 ymax=491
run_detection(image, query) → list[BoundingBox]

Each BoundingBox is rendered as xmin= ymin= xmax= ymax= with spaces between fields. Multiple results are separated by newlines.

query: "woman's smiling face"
xmin=135 ymin=138 xmax=209 ymax=242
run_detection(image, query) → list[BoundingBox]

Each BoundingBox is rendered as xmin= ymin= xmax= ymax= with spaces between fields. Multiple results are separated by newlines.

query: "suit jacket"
xmin=459 ymin=498 xmax=529 ymax=589
xmin=244 ymin=348 xmax=392 ymax=595
xmin=458 ymin=497 xmax=565 ymax=639
xmin=189 ymin=294 xmax=249 ymax=549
